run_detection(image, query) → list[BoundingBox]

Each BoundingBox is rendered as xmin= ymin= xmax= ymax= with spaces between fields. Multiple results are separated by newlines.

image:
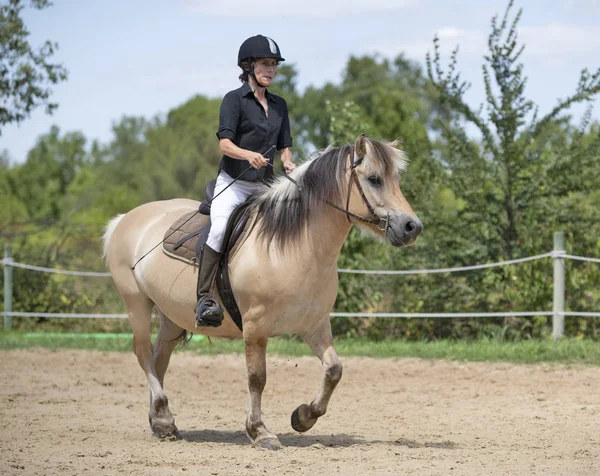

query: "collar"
xmin=241 ymin=82 xmax=253 ymax=97
xmin=241 ymin=81 xmax=276 ymax=103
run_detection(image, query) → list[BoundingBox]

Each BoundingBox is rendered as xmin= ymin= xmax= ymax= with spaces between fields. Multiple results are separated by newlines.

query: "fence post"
xmin=553 ymin=231 xmax=565 ymax=341
xmin=3 ymin=242 xmax=13 ymax=330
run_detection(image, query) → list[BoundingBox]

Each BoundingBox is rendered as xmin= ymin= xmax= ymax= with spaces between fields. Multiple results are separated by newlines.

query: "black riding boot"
xmin=195 ymin=245 xmax=224 ymax=327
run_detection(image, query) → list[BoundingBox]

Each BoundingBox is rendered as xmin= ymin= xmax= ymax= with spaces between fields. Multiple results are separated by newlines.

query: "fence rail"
xmin=0 ymin=259 xmax=111 ymax=277
xmin=2 ymin=232 xmax=599 ymax=339
xmin=337 ymin=252 xmax=555 ymax=274
xmin=0 ymin=250 xmax=557 ymax=277
xmin=3 ymin=311 xmax=599 ymax=319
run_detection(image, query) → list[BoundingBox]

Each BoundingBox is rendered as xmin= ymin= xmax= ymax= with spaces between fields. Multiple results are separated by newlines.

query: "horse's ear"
xmin=355 ymin=134 xmax=367 ymax=158
xmin=390 ymin=137 xmax=403 ymax=148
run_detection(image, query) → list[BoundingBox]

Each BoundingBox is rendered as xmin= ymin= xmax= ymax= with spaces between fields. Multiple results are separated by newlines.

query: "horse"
xmin=102 ymin=134 xmax=422 ymax=449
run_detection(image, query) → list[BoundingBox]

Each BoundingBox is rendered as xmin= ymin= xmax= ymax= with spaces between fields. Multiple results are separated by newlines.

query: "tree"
xmin=10 ymin=125 xmax=88 ymax=219
xmin=423 ymin=0 xmax=600 ymax=339
xmin=63 ymin=95 xmax=223 ymax=223
xmin=319 ymin=58 xmax=451 ymax=338
xmin=0 ymin=0 xmax=68 ymax=131
xmin=0 ymin=149 xmax=28 ymax=225
xmin=427 ymin=0 xmax=600 ymax=260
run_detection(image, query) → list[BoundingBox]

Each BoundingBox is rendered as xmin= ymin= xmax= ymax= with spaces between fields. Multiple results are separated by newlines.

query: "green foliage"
xmin=417 ymin=0 xmax=600 ymax=339
xmin=0 ymin=0 xmax=68 ymax=130
xmin=0 ymin=151 xmax=28 ymax=224
xmin=427 ymin=0 xmax=600 ymax=260
xmin=0 ymin=95 xmax=223 ymax=325
xmin=1 ymin=1 xmax=599 ymax=340
xmin=10 ymin=125 xmax=89 ymax=219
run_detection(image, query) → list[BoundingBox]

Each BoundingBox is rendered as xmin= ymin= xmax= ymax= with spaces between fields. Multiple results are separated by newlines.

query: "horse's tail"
xmin=102 ymin=214 xmax=125 ymax=263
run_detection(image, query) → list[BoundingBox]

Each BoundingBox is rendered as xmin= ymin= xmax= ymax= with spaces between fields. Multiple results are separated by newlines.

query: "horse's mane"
xmin=245 ymin=138 xmax=407 ymax=251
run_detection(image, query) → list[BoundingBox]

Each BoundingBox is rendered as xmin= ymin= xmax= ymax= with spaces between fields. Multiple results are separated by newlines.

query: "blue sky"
xmin=2 ymin=0 xmax=600 ymax=163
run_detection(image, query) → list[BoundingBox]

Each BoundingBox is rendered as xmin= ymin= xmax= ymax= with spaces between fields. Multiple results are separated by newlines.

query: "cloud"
xmin=563 ymin=0 xmax=600 ymax=10
xmin=519 ymin=23 xmax=600 ymax=65
xmin=370 ymin=22 xmax=600 ymax=66
xmin=369 ymin=27 xmax=487 ymax=63
xmin=181 ymin=0 xmax=416 ymax=17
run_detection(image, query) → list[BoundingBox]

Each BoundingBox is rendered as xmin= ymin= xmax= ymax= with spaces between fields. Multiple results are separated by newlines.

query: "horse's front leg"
xmin=292 ymin=317 xmax=342 ymax=432
xmin=244 ymin=331 xmax=282 ymax=450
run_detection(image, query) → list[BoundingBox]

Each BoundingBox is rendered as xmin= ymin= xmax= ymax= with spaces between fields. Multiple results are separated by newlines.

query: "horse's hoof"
xmin=254 ymin=436 xmax=282 ymax=451
xmin=151 ymin=423 xmax=181 ymax=441
xmin=291 ymin=404 xmax=317 ymax=433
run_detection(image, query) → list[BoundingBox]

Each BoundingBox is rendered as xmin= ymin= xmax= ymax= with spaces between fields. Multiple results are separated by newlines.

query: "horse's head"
xmin=345 ymin=134 xmax=422 ymax=247
xmin=250 ymin=135 xmax=422 ymax=251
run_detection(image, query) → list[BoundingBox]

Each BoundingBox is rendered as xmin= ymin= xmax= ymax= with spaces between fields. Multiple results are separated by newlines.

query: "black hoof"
xmin=291 ymin=404 xmax=316 ymax=433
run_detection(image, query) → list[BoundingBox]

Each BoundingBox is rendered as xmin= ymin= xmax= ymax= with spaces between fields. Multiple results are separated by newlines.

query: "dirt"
xmin=0 ymin=348 xmax=599 ymax=475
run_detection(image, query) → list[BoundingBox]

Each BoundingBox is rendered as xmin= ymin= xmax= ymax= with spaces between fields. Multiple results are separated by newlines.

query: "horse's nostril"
xmin=405 ymin=221 xmax=415 ymax=233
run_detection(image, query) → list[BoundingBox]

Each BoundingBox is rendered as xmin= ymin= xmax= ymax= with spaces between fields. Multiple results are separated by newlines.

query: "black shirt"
xmin=216 ymin=82 xmax=293 ymax=182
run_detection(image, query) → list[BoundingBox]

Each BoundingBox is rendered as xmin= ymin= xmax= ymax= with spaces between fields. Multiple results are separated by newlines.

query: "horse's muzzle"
xmin=385 ymin=212 xmax=423 ymax=247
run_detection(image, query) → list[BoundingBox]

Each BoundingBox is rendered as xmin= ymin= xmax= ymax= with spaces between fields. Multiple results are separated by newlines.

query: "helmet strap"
xmin=248 ymin=61 xmax=268 ymax=92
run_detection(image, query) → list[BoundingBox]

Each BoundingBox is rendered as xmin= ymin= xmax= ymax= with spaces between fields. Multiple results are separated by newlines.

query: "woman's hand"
xmin=280 ymin=148 xmax=295 ymax=174
xmin=282 ymin=159 xmax=296 ymax=174
xmin=246 ymin=152 xmax=268 ymax=169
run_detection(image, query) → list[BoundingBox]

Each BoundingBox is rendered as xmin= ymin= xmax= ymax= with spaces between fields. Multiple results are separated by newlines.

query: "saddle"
xmin=162 ymin=179 xmax=252 ymax=331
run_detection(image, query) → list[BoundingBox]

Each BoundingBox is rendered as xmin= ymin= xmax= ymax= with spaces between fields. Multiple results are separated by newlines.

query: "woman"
xmin=196 ymin=34 xmax=296 ymax=327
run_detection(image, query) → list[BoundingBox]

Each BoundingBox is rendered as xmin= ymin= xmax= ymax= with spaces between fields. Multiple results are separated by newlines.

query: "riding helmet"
xmin=238 ymin=35 xmax=285 ymax=66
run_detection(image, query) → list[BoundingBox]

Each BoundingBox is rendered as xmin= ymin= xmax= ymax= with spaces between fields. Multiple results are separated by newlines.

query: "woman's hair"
xmin=238 ymin=59 xmax=254 ymax=83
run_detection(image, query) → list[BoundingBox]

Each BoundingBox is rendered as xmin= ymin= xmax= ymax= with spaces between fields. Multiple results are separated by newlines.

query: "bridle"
xmin=333 ymin=147 xmax=389 ymax=232
xmin=275 ymin=147 xmax=390 ymax=232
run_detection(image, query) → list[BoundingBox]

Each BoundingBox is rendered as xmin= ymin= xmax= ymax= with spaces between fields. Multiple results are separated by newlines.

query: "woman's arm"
xmin=277 ymin=99 xmax=294 ymax=174
xmin=219 ymin=138 xmax=268 ymax=169
xmin=279 ymin=147 xmax=295 ymax=174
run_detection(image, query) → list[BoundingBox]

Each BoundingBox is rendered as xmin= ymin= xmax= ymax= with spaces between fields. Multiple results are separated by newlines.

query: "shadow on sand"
xmin=179 ymin=429 xmax=459 ymax=449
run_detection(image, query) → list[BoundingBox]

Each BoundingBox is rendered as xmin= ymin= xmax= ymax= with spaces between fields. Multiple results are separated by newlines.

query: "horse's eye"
xmin=367 ymin=176 xmax=382 ymax=187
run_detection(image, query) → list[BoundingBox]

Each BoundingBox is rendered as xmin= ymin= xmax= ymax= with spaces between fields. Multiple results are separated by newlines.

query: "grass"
xmin=0 ymin=331 xmax=599 ymax=365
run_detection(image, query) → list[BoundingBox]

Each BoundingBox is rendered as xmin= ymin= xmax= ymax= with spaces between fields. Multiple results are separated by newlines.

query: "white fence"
xmin=2 ymin=232 xmax=599 ymax=340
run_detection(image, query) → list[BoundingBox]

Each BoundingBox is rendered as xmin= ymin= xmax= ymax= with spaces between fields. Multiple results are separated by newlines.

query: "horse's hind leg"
xmin=149 ymin=310 xmax=185 ymax=439
xmin=292 ymin=317 xmax=342 ymax=433
xmin=154 ymin=310 xmax=185 ymax=388
xmin=119 ymin=288 xmax=180 ymax=440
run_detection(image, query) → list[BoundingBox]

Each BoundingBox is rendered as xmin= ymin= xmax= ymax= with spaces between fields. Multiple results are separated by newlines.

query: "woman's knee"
xmin=207 ymin=217 xmax=228 ymax=249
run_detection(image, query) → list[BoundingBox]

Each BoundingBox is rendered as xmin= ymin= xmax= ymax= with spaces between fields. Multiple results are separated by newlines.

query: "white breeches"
xmin=206 ymin=171 xmax=264 ymax=252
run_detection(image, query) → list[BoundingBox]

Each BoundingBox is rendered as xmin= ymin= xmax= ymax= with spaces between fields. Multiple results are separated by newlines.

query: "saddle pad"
xmin=162 ymin=211 xmax=209 ymax=264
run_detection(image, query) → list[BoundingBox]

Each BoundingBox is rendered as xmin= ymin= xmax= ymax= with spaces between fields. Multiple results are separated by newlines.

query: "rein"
xmin=131 ymin=145 xmax=387 ymax=270
xmin=132 ymin=146 xmax=276 ymax=269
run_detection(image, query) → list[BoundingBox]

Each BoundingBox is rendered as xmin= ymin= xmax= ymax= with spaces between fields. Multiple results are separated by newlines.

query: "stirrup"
xmin=195 ymin=296 xmax=224 ymax=328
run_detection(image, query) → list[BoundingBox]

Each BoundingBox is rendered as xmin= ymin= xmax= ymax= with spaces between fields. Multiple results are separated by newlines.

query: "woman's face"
xmin=253 ymin=58 xmax=278 ymax=87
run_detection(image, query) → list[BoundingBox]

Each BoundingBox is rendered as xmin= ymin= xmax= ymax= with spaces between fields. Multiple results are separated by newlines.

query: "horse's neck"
xmin=303 ymin=206 xmax=353 ymax=268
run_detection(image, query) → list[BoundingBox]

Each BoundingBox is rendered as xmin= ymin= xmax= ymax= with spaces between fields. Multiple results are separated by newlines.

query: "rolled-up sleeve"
xmin=216 ymin=92 xmax=240 ymax=140
xmin=277 ymin=99 xmax=293 ymax=150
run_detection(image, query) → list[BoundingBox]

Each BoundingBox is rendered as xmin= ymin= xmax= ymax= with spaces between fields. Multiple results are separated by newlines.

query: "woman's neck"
xmin=249 ymin=77 xmax=266 ymax=99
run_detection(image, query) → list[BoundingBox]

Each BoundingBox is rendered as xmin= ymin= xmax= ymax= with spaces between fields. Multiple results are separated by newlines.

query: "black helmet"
xmin=238 ymin=35 xmax=285 ymax=66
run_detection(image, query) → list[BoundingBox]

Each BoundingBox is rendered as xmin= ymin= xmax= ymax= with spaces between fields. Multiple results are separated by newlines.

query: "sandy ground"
xmin=0 ymin=348 xmax=599 ymax=476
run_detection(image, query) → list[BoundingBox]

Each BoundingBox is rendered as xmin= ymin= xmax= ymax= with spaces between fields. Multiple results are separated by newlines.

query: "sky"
xmin=2 ymin=0 xmax=600 ymax=164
